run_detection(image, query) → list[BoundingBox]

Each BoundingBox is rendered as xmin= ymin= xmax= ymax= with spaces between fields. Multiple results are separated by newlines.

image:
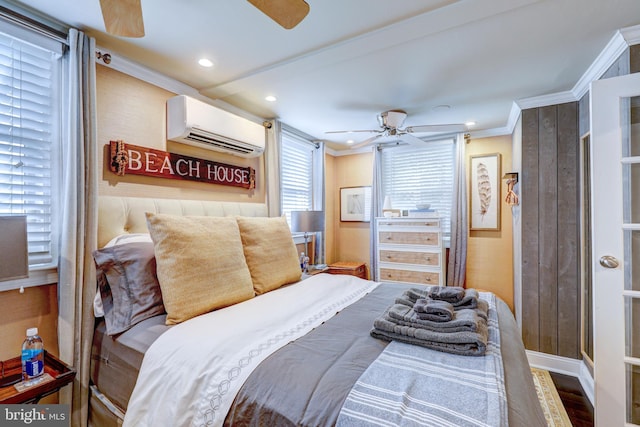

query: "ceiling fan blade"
xmin=351 ymin=134 xmax=382 ymax=149
xmin=325 ymin=129 xmax=380 ymax=134
xmin=405 ymin=123 xmax=467 ymax=133
xmin=100 ymin=0 xmax=145 ymax=38
xmin=247 ymin=0 xmax=310 ymax=29
xmin=400 ymin=133 xmax=428 ymax=146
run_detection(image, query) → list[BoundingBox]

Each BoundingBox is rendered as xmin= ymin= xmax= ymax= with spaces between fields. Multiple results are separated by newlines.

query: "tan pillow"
xmin=145 ymin=213 xmax=254 ymax=325
xmin=236 ymin=216 xmax=302 ymax=294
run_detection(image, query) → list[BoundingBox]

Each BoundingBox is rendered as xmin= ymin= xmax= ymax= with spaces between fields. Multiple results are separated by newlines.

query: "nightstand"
xmin=326 ymin=262 xmax=368 ymax=280
xmin=0 ymin=351 xmax=75 ymax=404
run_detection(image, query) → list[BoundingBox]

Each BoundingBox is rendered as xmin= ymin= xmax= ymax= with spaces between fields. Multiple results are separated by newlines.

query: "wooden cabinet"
xmin=325 ymin=262 xmax=367 ymax=280
xmin=376 ymin=217 xmax=445 ymax=286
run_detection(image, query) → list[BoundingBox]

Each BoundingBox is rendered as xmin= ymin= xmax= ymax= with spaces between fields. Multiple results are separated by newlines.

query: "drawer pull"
xmin=425 ymin=257 xmax=431 ymax=261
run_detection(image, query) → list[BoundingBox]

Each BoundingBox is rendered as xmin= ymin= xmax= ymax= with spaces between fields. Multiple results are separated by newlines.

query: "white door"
xmin=591 ymin=71 xmax=640 ymax=426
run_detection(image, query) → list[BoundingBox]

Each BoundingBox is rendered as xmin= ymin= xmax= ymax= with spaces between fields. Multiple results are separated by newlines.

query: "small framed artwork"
xmin=340 ymin=186 xmax=372 ymax=222
xmin=470 ymin=153 xmax=501 ymax=230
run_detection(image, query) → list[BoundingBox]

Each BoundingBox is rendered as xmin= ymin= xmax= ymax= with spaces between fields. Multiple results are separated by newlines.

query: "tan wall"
xmin=331 ymin=152 xmax=373 ymax=276
xmin=96 ymin=65 xmax=265 ymax=203
xmin=0 ymin=285 xmax=59 ymax=361
xmin=466 ymin=135 xmax=514 ymax=309
xmin=330 ymin=136 xmax=514 ymax=309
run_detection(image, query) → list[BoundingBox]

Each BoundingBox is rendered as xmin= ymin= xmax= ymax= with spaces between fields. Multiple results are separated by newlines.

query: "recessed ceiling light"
xmin=347 ymin=139 xmax=354 ymax=144
xmin=265 ymin=95 xmax=277 ymax=102
xmin=465 ymin=121 xmax=477 ymax=127
xmin=198 ymin=58 xmax=214 ymax=68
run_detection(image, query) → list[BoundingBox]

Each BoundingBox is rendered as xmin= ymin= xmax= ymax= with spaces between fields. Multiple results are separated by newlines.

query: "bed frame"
xmin=97 ymin=196 xmax=268 ymax=248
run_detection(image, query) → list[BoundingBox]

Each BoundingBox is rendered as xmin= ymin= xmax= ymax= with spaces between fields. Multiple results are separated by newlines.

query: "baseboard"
xmin=526 ymin=350 xmax=594 ymax=405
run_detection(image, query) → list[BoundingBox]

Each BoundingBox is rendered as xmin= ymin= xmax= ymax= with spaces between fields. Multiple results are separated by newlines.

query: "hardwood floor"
xmin=550 ymin=371 xmax=594 ymax=427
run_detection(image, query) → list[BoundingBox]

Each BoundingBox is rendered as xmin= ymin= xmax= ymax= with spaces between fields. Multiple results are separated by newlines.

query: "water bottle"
xmin=299 ymin=252 xmax=305 ymax=271
xmin=21 ymin=327 xmax=44 ymax=384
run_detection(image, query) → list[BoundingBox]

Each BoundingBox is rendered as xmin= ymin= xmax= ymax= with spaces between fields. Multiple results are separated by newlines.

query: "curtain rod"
xmin=0 ymin=5 xmax=68 ymax=45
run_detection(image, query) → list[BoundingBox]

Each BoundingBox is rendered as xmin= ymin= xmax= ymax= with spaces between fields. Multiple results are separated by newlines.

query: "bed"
xmin=88 ymin=196 xmax=546 ymax=427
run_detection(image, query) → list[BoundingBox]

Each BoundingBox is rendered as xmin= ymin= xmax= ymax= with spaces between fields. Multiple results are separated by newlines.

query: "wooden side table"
xmin=0 ymin=351 xmax=75 ymax=404
xmin=326 ymin=262 xmax=368 ymax=280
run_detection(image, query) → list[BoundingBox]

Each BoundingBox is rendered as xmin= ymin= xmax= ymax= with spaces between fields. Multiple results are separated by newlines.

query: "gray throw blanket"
xmin=338 ymin=292 xmax=508 ymax=427
xmin=414 ymin=298 xmax=454 ymax=321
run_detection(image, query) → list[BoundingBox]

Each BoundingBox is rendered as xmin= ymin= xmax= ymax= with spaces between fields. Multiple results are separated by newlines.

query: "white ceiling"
xmin=11 ymin=0 xmax=640 ymax=148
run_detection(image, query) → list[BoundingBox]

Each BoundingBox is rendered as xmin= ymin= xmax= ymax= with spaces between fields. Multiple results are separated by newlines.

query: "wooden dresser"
xmin=375 ymin=217 xmax=445 ymax=286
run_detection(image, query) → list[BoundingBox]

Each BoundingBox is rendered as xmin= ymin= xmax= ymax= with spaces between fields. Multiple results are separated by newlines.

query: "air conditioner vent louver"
xmin=167 ymin=95 xmax=265 ymax=158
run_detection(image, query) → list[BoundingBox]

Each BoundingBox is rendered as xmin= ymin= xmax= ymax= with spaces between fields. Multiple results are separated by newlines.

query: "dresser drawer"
xmin=379 ymin=268 xmax=440 ymax=285
xmin=379 ymin=250 xmax=439 ymax=266
xmin=379 ymin=231 xmax=439 ymax=246
xmin=377 ymin=220 xmax=440 ymax=228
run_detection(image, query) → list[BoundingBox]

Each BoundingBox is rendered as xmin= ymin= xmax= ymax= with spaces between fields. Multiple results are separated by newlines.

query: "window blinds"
xmin=281 ymin=131 xmax=315 ymax=226
xmin=381 ymin=138 xmax=455 ymax=234
xmin=0 ymin=30 xmax=60 ymax=266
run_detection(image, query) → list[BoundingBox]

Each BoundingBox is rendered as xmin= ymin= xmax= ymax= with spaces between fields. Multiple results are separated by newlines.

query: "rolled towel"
xmin=382 ymin=303 xmax=483 ymax=333
xmin=413 ymin=298 xmax=454 ymax=322
xmin=453 ymin=289 xmax=479 ymax=309
xmin=428 ymin=286 xmax=465 ymax=303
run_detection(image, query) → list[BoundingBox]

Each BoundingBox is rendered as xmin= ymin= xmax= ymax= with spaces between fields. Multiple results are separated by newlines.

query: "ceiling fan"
xmin=99 ymin=0 xmax=145 ymax=37
xmin=326 ymin=110 xmax=468 ymax=149
xmin=247 ymin=0 xmax=310 ymax=29
xmin=99 ymin=0 xmax=309 ymax=38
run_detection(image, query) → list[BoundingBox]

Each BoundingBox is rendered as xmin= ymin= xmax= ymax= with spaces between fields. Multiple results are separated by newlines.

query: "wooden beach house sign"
xmin=108 ymin=140 xmax=255 ymax=190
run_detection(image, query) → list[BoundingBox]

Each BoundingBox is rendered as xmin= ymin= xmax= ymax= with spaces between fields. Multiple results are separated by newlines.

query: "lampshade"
xmin=291 ymin=210 xmax=325 ymax=233
xmin=0 ymin=215 xmax=28 ymax=281
xmin=383 ymin=195 xmax=393 ymax=210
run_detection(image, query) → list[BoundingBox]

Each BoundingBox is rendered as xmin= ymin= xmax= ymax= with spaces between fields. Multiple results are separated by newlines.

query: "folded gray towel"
xmin=428 ymin=286 xmax=465 ymax=303
xmin=400 ymin=287 xmax=480 ymax=309
xmin=413 ymin=298 xmax=454 ymax=322
xmin=370 ymin=315 xmax=488 ymax=356
xmin=382 ymin=304 xmax=483 ymax=333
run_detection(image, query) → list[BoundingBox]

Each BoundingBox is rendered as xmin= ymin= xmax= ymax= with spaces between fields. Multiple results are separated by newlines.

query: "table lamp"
xmin=290 ymin=210 xmax=324 ymax=269
xmin=0 ymin=215 xmax=28 ymax=282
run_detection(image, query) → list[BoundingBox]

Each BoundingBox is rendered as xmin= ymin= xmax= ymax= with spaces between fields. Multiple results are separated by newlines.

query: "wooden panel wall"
xmin=521 ymin=102 xmax=580 ymax=358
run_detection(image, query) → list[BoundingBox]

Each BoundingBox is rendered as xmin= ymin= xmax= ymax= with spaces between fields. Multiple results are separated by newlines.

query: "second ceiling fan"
xmin=326 ymin=110 xmax=468 ymax=149
xmin=99 ymin=0 xmax=310 ymax=38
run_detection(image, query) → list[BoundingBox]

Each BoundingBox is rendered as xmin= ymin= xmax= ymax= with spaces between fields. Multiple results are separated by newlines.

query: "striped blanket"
xmin=337 ymin=292 xmax=508 ymax=427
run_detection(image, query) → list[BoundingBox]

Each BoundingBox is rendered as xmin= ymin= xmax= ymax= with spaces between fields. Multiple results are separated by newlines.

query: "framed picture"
xmin=470 ymin=153 xmax=501 ymax=230
xmin=340 ymin=186 xmax=372 ymax=222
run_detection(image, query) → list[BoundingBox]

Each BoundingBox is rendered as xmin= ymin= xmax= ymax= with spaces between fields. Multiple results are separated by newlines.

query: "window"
xmin=280 ymin=128 xmax=317 ymax=225
xmin=381 ymin=138 xmax=455 ymax=235
xmin=0 ymin=21 xmax=63 ymax=269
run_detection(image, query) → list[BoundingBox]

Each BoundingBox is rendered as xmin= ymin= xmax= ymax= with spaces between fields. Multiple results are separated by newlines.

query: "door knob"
xmin=599 ymin=255 xmax=619 ymax=269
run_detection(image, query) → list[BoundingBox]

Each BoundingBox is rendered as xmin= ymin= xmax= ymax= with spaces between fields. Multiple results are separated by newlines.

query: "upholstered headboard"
xmin=97 ymin=196 xmax=269 ymax=248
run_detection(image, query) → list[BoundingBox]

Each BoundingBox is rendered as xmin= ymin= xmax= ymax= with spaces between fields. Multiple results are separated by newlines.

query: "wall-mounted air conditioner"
xmin=167 ymin=95 xmax=265 ymax=158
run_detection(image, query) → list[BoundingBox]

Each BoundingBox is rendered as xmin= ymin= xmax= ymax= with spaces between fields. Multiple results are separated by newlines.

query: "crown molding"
xmin=572 ymin=29 xmax=629 ymax=100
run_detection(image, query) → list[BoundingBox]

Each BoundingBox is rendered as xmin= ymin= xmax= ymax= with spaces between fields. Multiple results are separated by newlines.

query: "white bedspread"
xmin=122 ymin=273 xmax=379 ymax=427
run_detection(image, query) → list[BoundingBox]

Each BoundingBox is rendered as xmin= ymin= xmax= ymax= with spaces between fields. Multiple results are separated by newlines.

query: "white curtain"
xmin=57 ymin=28 xmax=98 ymax=427
xmin=265 ymin=119 xmax=282 ymax=217
xmin=447 ymin=133 xmax=468 ymax=287
xmin=369 ymin=146 xmax=383 ymax=280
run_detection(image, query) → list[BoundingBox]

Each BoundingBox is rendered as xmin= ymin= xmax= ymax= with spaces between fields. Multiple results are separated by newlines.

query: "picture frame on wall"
xmin=470 ymin=153 xmax=501 ymax=230
xmin=340 ymin=186 xmax=372 ymax=222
